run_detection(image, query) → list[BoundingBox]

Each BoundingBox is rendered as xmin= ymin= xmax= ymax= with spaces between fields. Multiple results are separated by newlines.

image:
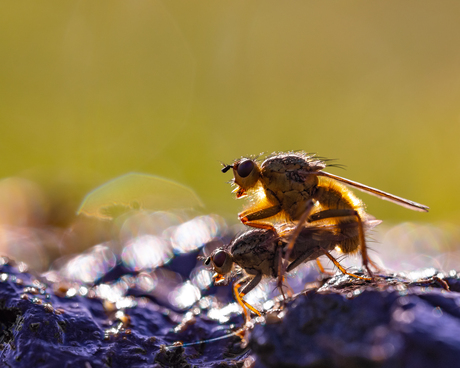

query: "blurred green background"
xmin=1 ymin=1 xmax=459 ymax=228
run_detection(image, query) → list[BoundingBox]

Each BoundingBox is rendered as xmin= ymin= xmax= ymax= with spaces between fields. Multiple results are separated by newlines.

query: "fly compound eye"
xmin=212 ymin=250 xmax=227 ymax=268
xmin=237 ymin=160 xmax=254 ymax=178
xmin=211 ymin=250 xmax=233 ymax=274
xmin=213 ymin=249 xmax=230 ymax=267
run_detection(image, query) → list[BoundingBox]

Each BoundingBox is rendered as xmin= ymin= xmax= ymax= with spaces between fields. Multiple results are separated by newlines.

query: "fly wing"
xmin=317 ymin=171 xmax=429 ymax=212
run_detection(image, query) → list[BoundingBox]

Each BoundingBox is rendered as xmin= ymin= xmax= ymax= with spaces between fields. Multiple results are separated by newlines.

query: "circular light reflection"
xmin=94 ymin=280 xmax=128 ymax=304
xmin=63 ymin=244 xmax=116 ymax=283
xmin=170 ymin=215 xmax=225 ymax=254
xmin=119 ymin=211 xmax=185 ymax=245
xmin=378 ymin=222 xmax=452 ymax=271
xmin=135 ymin=272 xmax=157 ymax=292
xmin=207 ymin=303 xmax=241 ymax=324
xmin=77 ymin=173 xmax=204 ymax=220
xmin=122 ymin=235 xmax=173 ymax=270
xmin=168 ymin=281 xmax=201 ymax=310
xmin=190 ymin=267 xmax=213 ymax=290
xmin=0 ymin=226 xmax=49 ymax=272
xmin=243 ymin=281 xmax=271 ymax=310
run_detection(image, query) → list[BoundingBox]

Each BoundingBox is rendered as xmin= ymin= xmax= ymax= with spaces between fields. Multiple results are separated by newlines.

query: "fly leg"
xmin=272 ymin=240 xmax=294 ymax=299
xmin=323 ymin=252 xmax=372 ymax=281
xmin=233 ymin=274 xmax=262 ymax=323
xmin=367 ymin=258 xmax=382 ymax=273
xmin=316 ymin=259 xmax=335 ymax=276
xmin=274 ymin=242 xmax=287 ymax=299
xmin=276 ymin=199 xmax=315 ymax=295
xmin=285 ymin=246 xmax=321 ymax=273
xmin=238 ymin=204 xmax=282 ymax=230
xmin=414 ymin=276 xmax=450 ymax=291
xmin=308 ymin=209 xmax=374 ymax=278
xmin=286 ymin=245 xmax=371 ymax=285
xmin=285 ymin=246 xmax=364 ymax=280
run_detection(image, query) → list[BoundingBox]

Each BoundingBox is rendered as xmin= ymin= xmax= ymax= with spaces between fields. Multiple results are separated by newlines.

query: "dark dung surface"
xmin=1 ymin=259 xmax=460 ymax=368
xmin=0 ymin=261 xmax=248 ymax=368
xmin=251 ymin=275 xmax=460 ymax=368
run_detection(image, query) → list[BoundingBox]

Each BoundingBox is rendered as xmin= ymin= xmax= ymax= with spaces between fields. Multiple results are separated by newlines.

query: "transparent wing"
xmin=317 ymin=171 xmax=429 ymax=212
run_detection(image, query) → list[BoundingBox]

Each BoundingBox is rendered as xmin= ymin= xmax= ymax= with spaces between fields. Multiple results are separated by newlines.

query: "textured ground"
xmin=1 ymin=256 xmax=460 ymax=368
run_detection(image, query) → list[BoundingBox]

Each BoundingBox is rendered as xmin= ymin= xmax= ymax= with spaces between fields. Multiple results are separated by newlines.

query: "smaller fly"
xmin=204 ymin=217 xmax=380 ymax=321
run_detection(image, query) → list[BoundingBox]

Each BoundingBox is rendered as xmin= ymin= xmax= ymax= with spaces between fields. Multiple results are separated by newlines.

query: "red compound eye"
xmin=237 ymin=160 xmax=254 ymax=178
xmin=212 ymin=251 xmax=227 ymax=268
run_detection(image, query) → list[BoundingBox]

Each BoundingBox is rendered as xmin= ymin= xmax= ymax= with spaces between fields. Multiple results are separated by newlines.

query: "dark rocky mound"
xmin=2 ymin=257 xmax=460 ymax=368
xmin=252 ymin=287 xmax=460 ymax=368
xmin=0 ymin=260 xmax=247 ymax=368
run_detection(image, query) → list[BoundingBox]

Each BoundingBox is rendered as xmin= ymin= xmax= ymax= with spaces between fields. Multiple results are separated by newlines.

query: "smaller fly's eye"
xmin=204 ymin=257 xmax=211 ymax=266
xmin=212 ymin=250 xmax=227 ymax=268
xmin=237 ymin=160 xmax=254 ymax=178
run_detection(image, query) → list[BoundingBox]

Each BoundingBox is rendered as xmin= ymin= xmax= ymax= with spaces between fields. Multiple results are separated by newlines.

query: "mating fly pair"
xmin=205 ymin=218 xmax=381 ymax=320
xmin=206 ymin=151 xmax=429 ymax=318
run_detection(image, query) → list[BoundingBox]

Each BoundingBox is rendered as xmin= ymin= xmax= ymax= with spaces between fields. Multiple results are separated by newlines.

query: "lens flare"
xmin=170 ymin=215 xmax=225 ymax=254
xmin=190 ymin=266 xmax=213 ymax=290
xmin=119 ymin=211 xmax=185 ymax=244
xmin=122 ymin=235 xmax=173 ymax=270
xmin=168 ymin=281 xmax=201 ymax=310
xmin=63 ymin=244 xmax=116 ymax=283
xmin=77 ymin=173 xmax=204 ymax=220
xmin=135 ymin=272 xmax=157 ymax=292
xmin=207 ymin=303 xmax=241 ymax=324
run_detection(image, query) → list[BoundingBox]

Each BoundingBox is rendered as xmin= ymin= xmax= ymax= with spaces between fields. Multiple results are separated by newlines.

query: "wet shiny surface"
xmin=0 ymin=257 xmax=250 ymax=368
xmin=2 ymin=252 xmax=460 ymax=368
xmin=1 ymin=211 xmax=460 ymax=367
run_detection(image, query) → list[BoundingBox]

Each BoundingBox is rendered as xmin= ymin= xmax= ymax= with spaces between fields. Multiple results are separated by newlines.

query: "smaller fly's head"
xmin=221 ymin=158 xmax=261 ymax=198
xmin=204 ymin=248 xmax=234 ymax=284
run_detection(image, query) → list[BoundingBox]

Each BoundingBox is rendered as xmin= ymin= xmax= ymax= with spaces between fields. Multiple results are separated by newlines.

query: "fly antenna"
xmin=220 ymin=161 xmax=233 ymax=173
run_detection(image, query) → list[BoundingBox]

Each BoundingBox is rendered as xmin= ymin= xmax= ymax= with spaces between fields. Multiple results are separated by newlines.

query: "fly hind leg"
xmin=308 ymin=209 xmax=374 ymax=278
xmin=316 ymin=258 xmax=335 ymax=276
xmin=286 ymin=246 xmax=371 ymax=281
xmin=323 ymin=252 xmax=372 ymax=281
xmin=276 ymin=199 xmax=315 ymax=295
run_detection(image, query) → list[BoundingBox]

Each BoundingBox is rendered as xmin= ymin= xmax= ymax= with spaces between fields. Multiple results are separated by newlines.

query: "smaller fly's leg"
xmin=308 ymin=208 xmax=374 ymax=279
xmin=415 ymin=276 xmax=450 ymax=291
xmin=286 ymin=246 xmax=320 ymax=273
xmin=233 ymin=282 xmax=250 ymax=322
xmin=315 ymin=259 xmax=335 ymax=276
xmin=367 ymin=258 xmax=382 ymax=273
xmin=240 ymin=273 xmax=263 ymax=298
xmin=233 ymin=275 xmax=262 ymax=323
xmin=323 ymin=252 xmax=372 ymax=281
xmin=274 ymin=243 xmax=286 ymax=299
xmin=277 ymin=199 xmax=315 ymax=293
xmin=238 ymin=204 xmax=282 ymax=230
xmin=274 ymin=245 xmax=295 ymax=300
xmin=286 ymin=247 xmax=335 ymax=277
